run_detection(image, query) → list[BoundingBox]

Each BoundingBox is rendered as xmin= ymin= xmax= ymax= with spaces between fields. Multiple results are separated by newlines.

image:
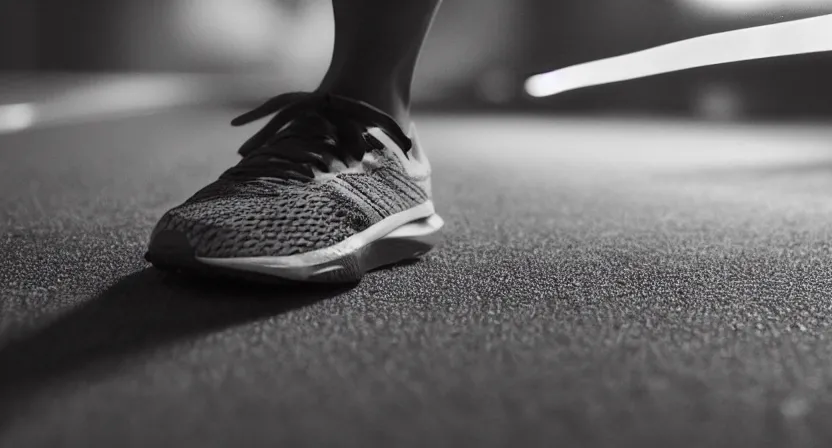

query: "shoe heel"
xmin=359 ymin=214 xmax=444 ymax=271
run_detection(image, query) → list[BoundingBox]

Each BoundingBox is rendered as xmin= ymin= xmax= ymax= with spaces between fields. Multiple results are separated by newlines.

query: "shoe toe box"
xmin=148 ymin=195 xmax=360 ymax=259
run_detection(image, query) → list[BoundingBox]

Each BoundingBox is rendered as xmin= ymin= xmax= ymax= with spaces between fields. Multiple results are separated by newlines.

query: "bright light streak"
xmin=525 ymin=14 xmax=832 ymax=98
xmin=683 ymin=0 xmax=829 ymax=14
xmin=0 ymin=103 xmax=37 ymax=134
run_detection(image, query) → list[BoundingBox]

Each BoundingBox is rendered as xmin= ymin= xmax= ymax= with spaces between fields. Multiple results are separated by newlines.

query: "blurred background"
xmin=2 ymin=0 xmax=832 ymax=131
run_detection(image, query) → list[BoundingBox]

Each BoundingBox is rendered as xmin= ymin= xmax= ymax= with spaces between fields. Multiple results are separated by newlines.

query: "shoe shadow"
xmin=0 ymin=267 xmax=353 ymax=424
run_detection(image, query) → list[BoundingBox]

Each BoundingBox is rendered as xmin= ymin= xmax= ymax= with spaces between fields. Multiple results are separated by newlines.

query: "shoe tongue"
xmin=277 ymin=109 xmax=367 ymax=147
xmin=280 ymin=112 xmax=337 ymax=140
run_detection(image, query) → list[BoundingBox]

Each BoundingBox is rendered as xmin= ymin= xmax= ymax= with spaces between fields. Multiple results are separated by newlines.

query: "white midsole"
xmin=196 ymin=201 xmax=436 ymax=270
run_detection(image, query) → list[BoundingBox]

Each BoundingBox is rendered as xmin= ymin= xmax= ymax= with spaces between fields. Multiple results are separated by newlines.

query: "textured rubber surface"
xmin=7 ymin=111 xmax=832 ymax=447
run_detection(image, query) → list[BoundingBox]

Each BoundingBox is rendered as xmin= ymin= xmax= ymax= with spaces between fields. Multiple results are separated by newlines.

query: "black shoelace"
xmin=222 ymin=92 xmax=412 ymax=182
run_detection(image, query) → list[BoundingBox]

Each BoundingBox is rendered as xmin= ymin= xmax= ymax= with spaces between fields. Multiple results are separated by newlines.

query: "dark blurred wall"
xmin=0 ymin=0 xmax=39 ymax=70
xmin=18 ymin=0 xmax=281 ymax=72
xmin=0 ymin=0 xmax=527 ymax=98
xmin=3 ymin=0 xmax=832 ymax=118
xmin=413 ymin=0 xmax=530 ymax=103
xmin=1 ymin=0 xmax=134 ymax=71
xmin=35 ymin=0 xmax=124 ymax=71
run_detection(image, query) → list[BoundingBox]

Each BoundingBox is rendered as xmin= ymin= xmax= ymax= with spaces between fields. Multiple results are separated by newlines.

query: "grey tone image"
xmin=2 ymin=1 xmax=832 ymax=447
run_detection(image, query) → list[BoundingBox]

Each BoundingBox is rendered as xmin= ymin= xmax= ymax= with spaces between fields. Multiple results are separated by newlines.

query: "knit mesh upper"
xmin=150 ymin=154 xmax=429 ymax=258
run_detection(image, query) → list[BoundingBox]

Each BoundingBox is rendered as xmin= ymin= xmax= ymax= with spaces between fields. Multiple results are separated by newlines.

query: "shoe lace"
xmin=222 ymin=92 xmax=412 ymax=182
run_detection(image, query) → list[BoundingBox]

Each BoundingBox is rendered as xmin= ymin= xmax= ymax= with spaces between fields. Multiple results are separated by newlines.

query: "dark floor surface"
xmin=3 ymin=110 xmax=832 ymax=447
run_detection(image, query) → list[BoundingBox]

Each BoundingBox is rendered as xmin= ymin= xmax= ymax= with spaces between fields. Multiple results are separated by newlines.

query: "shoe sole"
xmin=146 ymin=201 xmax=443 ymax=284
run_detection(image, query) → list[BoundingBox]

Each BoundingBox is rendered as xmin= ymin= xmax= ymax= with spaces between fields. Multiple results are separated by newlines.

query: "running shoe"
xmin=145 ymin=92 xmax=443 ymax=283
